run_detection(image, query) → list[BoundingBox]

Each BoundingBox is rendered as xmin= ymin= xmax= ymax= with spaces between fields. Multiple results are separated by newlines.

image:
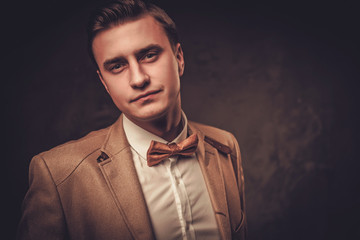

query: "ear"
xmin=97 ymin=70 xmax=110 ymax=94
xmin=175 ymin=43 xmax=185 ymax=77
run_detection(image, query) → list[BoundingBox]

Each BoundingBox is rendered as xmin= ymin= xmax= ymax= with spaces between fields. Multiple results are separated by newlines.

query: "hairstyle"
xmin=87 ymin=0 xmax=179 ymax=68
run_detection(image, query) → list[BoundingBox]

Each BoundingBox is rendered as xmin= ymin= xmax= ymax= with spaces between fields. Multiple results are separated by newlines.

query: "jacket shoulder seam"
xmin=55 ymin=147 xmax=101 ymax=186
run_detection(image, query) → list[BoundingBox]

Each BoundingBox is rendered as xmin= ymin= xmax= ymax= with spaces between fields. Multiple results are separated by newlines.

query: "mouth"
xmin=130 ymin=90 xmax=162 ymax=103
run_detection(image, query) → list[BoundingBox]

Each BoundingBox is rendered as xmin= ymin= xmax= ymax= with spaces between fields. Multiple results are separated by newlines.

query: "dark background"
xmin=3 ymin=0 xmax=359 ymax=239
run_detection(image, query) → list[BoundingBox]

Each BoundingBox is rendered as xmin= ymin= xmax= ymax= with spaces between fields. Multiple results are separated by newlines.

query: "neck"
xmin=126 ymin=102 xmax=183 ymax=142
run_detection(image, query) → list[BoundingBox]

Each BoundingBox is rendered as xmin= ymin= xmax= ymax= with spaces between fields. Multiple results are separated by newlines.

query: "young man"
xmin=17 ymin=1 xmax=246 ymax=239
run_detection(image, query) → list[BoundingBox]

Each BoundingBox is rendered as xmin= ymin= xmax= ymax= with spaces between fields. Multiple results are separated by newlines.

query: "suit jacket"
xmin=17 ymin=115 xmax=246 ymax=240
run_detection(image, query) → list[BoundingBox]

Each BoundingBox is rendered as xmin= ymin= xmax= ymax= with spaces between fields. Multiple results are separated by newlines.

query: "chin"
xmin=124 ymin=97 xmax=180 ymax=123
xmin=136 ymin=110 xmax=168 ymax=122
xmin=127 ymin=106 xmax=168 ymax=122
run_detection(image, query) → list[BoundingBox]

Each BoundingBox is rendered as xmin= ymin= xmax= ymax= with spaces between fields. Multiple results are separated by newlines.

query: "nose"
xmin=129 ymin=62 xmax=150 ymax=89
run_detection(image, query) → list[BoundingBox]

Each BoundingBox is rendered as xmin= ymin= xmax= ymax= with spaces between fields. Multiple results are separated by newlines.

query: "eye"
xmin=145 ymin=53 xmax=156 ymax=59
xmin=111 ymin=64 xmax=121 ymax=70
xmin=109 ymin=63 xmax=126 ymax=74
xmin=141 ymin=51 xmax=159 ymax=63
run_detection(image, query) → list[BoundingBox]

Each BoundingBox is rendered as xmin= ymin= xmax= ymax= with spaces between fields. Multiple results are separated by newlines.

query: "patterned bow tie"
xmin=146 ymin=134 xmax=199 ymax=167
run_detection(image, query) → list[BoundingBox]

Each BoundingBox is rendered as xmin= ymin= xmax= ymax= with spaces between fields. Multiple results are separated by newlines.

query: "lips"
xmin=130 ymin=90 xmax=161 ymax=102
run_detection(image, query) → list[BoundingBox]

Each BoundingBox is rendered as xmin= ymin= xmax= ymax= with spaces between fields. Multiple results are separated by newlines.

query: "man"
xmin=17 ymin=0 xmax=246 ymax=239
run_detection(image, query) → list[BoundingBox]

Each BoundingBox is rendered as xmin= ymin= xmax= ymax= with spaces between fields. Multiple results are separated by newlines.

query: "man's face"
xmin=92 ymin=15 xmax=184 ymax=123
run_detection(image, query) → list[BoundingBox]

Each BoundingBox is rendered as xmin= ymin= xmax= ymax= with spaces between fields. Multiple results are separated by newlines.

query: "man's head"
xmin=88 ymin=0 xmax=185 ymax=126
xmin=87 ymin=0 xmax=179 ymax=68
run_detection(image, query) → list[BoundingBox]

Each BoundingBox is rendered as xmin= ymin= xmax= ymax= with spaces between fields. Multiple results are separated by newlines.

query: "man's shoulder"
xmin=189 ymin=120 xmax=237 ymax=152
xmin=189 ymin=120 xmax=234 ymax=139
xmin=32 ymin=125 xmax=112 ymax=185
xmin=41 ymin=126 xmax=109 ymax=157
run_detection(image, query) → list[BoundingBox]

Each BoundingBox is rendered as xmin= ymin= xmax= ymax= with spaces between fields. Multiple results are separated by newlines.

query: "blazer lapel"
xmin=98 ymin=115 xmax=155 ymax=240
xmin=189 ymin=123 xmax=231 ymax=240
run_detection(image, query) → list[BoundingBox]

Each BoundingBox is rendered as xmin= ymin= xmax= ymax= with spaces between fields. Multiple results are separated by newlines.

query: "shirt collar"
xmin=123 ymin=112 xmax=188 ymax=160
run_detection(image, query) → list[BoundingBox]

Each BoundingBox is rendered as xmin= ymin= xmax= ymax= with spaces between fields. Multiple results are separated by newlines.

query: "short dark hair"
xmin=87 ymin=0 xmax=179 ymax=68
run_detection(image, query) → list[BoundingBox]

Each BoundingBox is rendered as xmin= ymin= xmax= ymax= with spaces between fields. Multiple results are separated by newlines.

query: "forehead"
xmin=92 ymin=15 xmax=170 ymax=61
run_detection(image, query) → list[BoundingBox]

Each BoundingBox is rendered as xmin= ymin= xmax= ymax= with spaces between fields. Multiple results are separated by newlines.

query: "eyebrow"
xmin=135 ymin=44 xmax=163 ymax=59
xmin=103 ymin=44 xmax=164 ymax=69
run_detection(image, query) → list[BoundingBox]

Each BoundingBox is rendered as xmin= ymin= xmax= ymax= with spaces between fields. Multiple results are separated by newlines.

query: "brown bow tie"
xmin=146 ymin=134 xmax=198 ymax=167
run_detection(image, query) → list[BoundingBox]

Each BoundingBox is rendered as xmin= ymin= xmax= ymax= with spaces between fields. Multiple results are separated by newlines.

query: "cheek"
xmin=159 ymin=58 xmax=181 ymax=87
xmin=104 ymin=75 xmax=126 ymax=93
xmin=105 ymin=83 xmax=128 ymax=104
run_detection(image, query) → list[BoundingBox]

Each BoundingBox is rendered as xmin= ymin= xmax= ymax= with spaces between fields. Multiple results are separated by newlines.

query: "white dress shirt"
xmin=123 ymin=113 xmax=220 ymax=240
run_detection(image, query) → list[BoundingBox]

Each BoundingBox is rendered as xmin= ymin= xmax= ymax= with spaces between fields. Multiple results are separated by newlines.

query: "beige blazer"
xmin=17 ymin=115 xmax=246 ymax=240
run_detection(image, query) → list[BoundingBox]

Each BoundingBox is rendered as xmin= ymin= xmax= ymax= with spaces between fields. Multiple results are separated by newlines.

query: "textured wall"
xmin=4 ymin=0 xmax=359 ymax=239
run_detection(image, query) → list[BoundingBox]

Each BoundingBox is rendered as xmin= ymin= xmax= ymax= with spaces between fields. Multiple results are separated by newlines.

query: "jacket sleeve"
xmin=229 ymin=133 xmax=247 ymax=239
xmin=17 ymin=155 xmax=69 ymax=240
